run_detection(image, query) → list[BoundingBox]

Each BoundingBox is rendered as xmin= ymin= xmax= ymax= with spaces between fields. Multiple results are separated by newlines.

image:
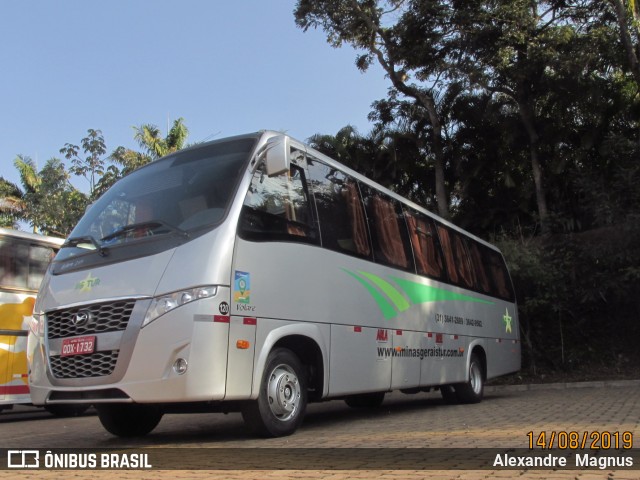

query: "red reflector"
xmin=214 ymin=315 xmax=230 ymax=323
xmin=427 ymin=332 xmax=433 ymax=338
xmin=243 ymin=317 xmax=257 ymax=325
xmin=396 ymin=330 xmax=402 ymax=336
xmin=436 ymin=333 xmax=443 ymax=344
xmin=453 ymin=335 xmax=459 ymax=340
xmin=354 ymin=326 xmax=362 ymax=332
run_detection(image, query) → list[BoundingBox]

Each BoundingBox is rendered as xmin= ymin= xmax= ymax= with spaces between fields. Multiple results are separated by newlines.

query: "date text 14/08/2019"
xmin=493 ymin=453 xmax=634 ymax=470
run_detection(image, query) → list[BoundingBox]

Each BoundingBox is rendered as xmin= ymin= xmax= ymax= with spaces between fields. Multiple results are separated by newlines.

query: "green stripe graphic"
xmin=345 ymin=269 xmax=494 ymax=320
xmin=342 ymin=270 xmax=397 ymax=320
xmin=391 ymin=277 xmax=494 ymax=306
xmin=359 ymin=271 xmax=411 ymax=313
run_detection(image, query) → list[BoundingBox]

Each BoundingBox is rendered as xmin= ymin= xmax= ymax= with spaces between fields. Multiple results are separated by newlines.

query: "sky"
xmin=0 ymin=0 xmax=390 ymax=194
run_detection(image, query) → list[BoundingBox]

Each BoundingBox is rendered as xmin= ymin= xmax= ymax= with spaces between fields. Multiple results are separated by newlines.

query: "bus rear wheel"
xmin=454 ymin=353 xmax=484 ymax=404
xmin=242 ymin=348 xmax=307 ymax=437
xmin=96 ymin=404 xmax=163 ymax=437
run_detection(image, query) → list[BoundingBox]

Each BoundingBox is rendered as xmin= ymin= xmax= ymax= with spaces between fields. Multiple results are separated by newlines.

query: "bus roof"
xmin=257 ymin=130 xmax=503 ymax=254
xmin=0 ymin=227 xmax=65 ymax=246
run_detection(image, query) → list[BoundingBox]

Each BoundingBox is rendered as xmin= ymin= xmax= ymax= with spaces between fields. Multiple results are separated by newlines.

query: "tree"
xmin=60 ymin=129 xmax=108 ymax=197
xmin=607 ymin=0 xmax=640 ymax=85
xmin=133 ymin=117 xmax=189 ymax=160
xmin=307 ymin=124 xmax=437 ymax=207
xmin=295 ymin=0 xmax=452 ymax=218
xmin=0 ymin=178 xmax=26 ymax=228
xmin=95 ymin=117 xmax=190 ymax=196
xmin=0 ymin=155 xmax=87 ymax=236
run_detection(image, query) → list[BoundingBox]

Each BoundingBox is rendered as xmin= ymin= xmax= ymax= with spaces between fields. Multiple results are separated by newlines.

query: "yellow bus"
xmin=0 ymin=227 xmax=63 ymax=413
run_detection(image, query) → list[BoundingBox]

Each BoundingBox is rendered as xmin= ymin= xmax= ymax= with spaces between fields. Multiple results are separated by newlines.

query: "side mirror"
xmin=264 ymin=135 xmax=290 ymax=176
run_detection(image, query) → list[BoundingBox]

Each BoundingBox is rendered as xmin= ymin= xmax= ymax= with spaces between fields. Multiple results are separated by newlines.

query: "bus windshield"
xmin=57 ymin=136 xmax=256 ymax=261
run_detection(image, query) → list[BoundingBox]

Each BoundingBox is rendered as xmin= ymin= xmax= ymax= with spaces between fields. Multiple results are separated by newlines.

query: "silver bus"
xmin=28 ymin=131 xmax=520 ymax=437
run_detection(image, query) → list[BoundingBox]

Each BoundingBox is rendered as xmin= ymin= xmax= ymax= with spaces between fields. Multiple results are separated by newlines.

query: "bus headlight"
xmin=143 ymin=286 xmax=217 ymax=326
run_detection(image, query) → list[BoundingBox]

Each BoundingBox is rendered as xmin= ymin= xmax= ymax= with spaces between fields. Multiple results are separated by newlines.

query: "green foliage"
xmin=299 ymin=0 xmax=640 ymax=377
xmin=498 ymin=224 xmax=640 ymax=376
xmin=0 ymin=178 xmax=24 ymax=228
xmin=0 ymin=156 xmax=88 ymax=236
xmin=1 ymin=119 xmax=190 ymax=236
xmin=133 ymin=118 xmax=189 ymax=160
xmin=60 ymin=129 xmax=107 ymax=196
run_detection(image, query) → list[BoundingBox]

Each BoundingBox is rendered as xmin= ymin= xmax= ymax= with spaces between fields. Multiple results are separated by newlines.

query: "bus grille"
xmin=46 ymin=300 xmax=136 ymax=339
xmin=49 ymin=351 xmax=119 ymax=378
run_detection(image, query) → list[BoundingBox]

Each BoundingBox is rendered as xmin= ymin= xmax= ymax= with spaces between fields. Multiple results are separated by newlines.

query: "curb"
xmin=485 ymin=378 xmax=640 ymax=393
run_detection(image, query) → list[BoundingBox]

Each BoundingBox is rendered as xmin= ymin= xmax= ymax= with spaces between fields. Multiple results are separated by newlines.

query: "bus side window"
xmin=0 ymin=238 xmax=28 ymax=289
xmin=436 ymin=225 xmax=459 ymax=285
xmin=404 ymin=209 xmax=445 ymax=280
xmin=467 ymin=240 xmax=492 ymax=295
xmin=485 ymin=250 xmax=515 ymax=301
xmin=28 ymin=244 xmax=56 ymax=290
xmin=307 ymin=159 xmax=371 ymax=259
xmin=239 ymin=164 xmax=318 ymax=244
xmin=452 ymin=232 xmax=475 ymax=289
xmin=360 ymin=186 xmax=413 ymax=271
xmin=437 ymin=225 xmax=475 ymax=289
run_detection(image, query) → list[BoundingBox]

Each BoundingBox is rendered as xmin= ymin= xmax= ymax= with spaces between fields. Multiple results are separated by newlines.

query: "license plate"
xmin=61 ymin=336 xmax=96 ymax=357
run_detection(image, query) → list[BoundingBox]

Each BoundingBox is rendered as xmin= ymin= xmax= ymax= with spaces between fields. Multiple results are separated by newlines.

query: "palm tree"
xmin=97 ymin=118 xmax=191 ymax=197
xmin=0 ymin=155 xmax=87 ymax=235
xmin=133 ymin=117 xmax=189 ymax=160
xmin=0 ymin=155 xmax=40 ymax=229
xmin=0 ymin=178 xmax=26 ymax=228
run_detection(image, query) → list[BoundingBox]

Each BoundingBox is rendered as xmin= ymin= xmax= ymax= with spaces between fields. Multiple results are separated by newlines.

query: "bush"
xmin=497 ymin=222 xmax=640 ymax=380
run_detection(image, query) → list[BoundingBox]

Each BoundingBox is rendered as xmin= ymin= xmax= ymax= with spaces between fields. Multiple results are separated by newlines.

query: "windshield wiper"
xmin=64 ymin=235 xmax=109 ymax=257
xmin=100 ymin=221 xmax=189 ymax=243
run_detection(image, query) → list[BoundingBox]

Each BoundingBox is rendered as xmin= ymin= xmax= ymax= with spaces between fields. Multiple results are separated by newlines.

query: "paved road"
xmin=1 ymin=381 xmax=639 ymax=479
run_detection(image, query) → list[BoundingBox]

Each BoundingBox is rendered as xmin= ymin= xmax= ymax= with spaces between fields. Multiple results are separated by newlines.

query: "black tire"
xmin=440 ymin=385 xmax=458 ymax=404
xmin=454 ymin=353 xmax=484 ymax=404
xmin=96 ymin=404 xmax=163 ymax=437
xmin=242 ymin=348 xmax=307 ymax=437
xmin=45 ymin=404 xmax=90 ymax=417
xmin=344 ymin=391 xmax=386 ymax=408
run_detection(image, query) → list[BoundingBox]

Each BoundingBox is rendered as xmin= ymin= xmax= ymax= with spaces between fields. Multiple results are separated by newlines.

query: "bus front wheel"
xmin=96 ymin=404 xmax=163 ymax=437
xmin=242 ymin=348 xmax=307 ymax=437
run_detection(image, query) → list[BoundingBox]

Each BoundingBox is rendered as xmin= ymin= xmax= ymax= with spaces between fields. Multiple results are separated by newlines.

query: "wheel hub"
xmin=267 ymin=365 xmax=301 ymax=421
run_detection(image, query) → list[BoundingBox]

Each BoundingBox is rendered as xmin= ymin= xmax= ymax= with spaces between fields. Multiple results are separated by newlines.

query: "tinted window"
xmin=360 ymin=186 xmax=413 ymax=271
xmin=485 ymin=249 xmax=515 ymax=301
xmin=58 ymin=137 xmax=255 ymax=261
xmin=436 ymin=224 xmax=475 ymax=289
xmin=466 ymin=241 xmax=492 ymax=295
xmin=307 ymin=159 xmax=371 ymax=259
xmin=239 ymin=163 xmax=318 ymax=244
xmin=404 ymin=209 xmax=445 ymax=280
xmin=0 ymin=238 xmax=57 ymax=291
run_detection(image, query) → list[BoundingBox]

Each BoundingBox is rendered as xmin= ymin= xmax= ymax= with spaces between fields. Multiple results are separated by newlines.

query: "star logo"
xmin=503 ymin=308 xmax=512 ymax=334
xmin=75 ymin=273 xmax=100 ymax=293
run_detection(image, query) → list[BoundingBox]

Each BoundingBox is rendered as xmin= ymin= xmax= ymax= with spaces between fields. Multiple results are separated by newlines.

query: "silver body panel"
xmin=28 ymin=131 xmax=520 ymax=408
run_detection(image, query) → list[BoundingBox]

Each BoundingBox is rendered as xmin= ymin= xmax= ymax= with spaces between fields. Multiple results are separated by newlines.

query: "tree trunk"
xmin=518 ymin=100 xmax=549 ymax=233
xmin=609 ymin=0 xmax=640 ymax=85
